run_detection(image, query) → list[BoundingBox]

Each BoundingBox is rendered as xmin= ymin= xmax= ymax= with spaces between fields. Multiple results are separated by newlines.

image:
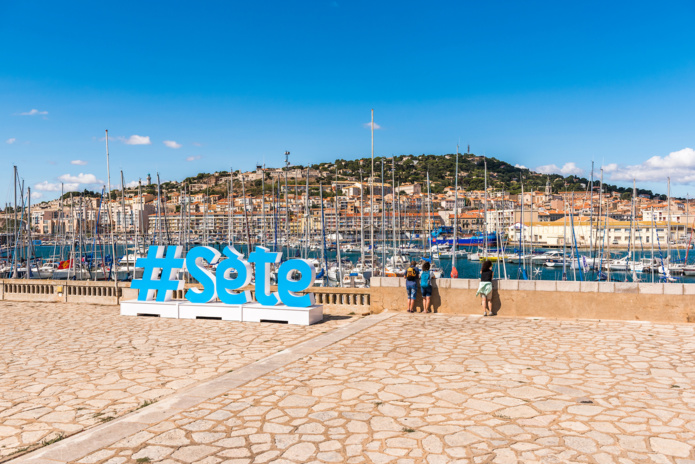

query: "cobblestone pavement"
xmin=0 ymin=302 xmax=356 ymax=458
xmin=70 ymin=314 xmax=695 ymax=464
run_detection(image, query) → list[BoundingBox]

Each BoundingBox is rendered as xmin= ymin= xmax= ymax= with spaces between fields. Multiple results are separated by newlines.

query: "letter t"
xmin=248 ymin=246 xmax=281 ymax=306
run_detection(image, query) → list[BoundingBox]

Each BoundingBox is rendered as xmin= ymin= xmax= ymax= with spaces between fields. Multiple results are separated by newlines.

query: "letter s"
xmin=216 ymin=246 xmax=252 ymax=305
xmin=184 ymin=246 xmax=220 ymax=303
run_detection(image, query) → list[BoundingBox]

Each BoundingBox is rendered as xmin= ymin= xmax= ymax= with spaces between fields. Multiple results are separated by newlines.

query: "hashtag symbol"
xmin=132 ymin=245 xmax=185 ymax=302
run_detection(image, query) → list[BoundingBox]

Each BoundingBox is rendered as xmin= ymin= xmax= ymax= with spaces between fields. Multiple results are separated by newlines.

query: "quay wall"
xmin=2 ymin=278 xmax=693 ymax=324
xmin=370 ymin=277 xmax=695 ymax=324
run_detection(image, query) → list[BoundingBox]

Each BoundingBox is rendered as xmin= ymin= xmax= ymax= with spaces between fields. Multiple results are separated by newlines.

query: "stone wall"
xmin=5 ymin=277 xmax=692 ymax=324
xmin=0 ymin=280 xmax=371 ymax=314
xmin=369 ymin=277 xmax=695 ymax=324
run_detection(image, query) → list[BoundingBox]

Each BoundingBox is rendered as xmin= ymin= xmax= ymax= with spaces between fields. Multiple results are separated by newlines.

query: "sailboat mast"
xmin=12 ymin=165 xmax=17 ymax=278
xmin=381 ymin=159 xmax=385 ymax=276
xmin=320 ymin=183 xmax=328 ymax=273
xmin=105 ymin=130 xmax=117 ymax=288
xmin=241 ymin=173 xmax=252 ymax=254
xmin=335 ymin=164 xmax=342 ymax=286
xmin=452 ymin=146 xmax=459 ymax=275
xmin=27 ymin=187 xmax=31 ymax=280
xmin=360 ymin=169 xmax=365 ymax=266
xmin=295 ymin=168 xmax=299 ymax=252
xmin=520 ymin=178 xmax=524 ymax=278
xmin=284 ymin=152 xmax=290 ymax=259
xmin=232 ymin=167 xmax=236 ymax=247
xmin=589 ymin=161 xmax=594 ymax=267
xmin=230 ymin=169 xmax=235 ymax=248
xmin=427 ymin=171 xmax=433 ymax=264
xmin=304 ymin=167 xmax=310 ymax=260
xmin=667 ymin=177 xmax=671 ymax=269
xmin=562 ymin=190 xmax=567 ymax=281
xmin=392 ymin=157 xmax=396 ymax=260
xmin=370 ymin=109 xmax=375 ymax=276
xmin=632 ymin=178 xmax=637 ymax=279
xmin=120 ymin=170 xmax=127 ymax=278
xmin=483 ymin=160 xmax=488 ymax=259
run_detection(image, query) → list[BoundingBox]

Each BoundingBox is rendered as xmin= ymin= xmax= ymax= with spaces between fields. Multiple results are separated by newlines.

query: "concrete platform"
xmin=120 ymin=300 xmax=180 ymax=318
xmin=178 ymin=302 xmax=243 ymax=321
xmin=242 ymin=302 xmax=324 ymax=325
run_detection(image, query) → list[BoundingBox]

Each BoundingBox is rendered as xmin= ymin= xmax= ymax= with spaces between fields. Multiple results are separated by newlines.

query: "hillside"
xmin=310 ymin=153 xmax=656 ymax=198
xmin=48 ymin=153 xmax=661 ymax=202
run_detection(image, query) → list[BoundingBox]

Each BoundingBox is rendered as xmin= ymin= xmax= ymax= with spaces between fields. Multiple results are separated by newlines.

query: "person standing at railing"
xmin=404 ymin=260 xmax=419 ymax=313
xmin=420 ymin=261 xmax=433 ymax=313
xmin=476 ymin=260 xmax=494 ymax=316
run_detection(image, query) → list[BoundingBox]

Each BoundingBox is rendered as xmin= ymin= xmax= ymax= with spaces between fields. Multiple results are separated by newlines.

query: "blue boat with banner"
xmin=429 ymin=227 xmax=498 ymax=246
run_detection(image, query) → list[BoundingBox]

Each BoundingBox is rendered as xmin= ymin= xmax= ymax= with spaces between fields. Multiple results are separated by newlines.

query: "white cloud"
xmin=603 ymin=163 xmax=618 ymax=173
xmin=163 ymin=140 xmax=182 ymax=149
xmin=58 ymin=173 xmax=104 ymax=185
xmin=71 ymin=159 xmax=88 ymax=166
xmin=6 ymin=138 xmax=16 ymax=144
xmin=36 ymin=181 xmax=81 ymax=192
xmin=125 ymin=180 xmax=140 ymax=188
xmin=535 ymin=162 xmax=584 ymax=176
xmin=35 ymin=181 xmax=62 ymax=192
xmin=30 ymin=191 xmax=43 ymax=199
xmin=192 ymin=142 xmax=202 ymax=147
xmin=186 ymin=155 xmax=201 ymax=162
xmin=605 ymin=147 xmax=695 ymax=184
xmin=514 ymin=163 xmax=528 ymax=170
xmin=363 ymin=122 xmax=381 ymax=130
xmin=124 ymin=135 xmax=151 ymax=145
xmin=19 ymin=109 xmax=48 ymax=116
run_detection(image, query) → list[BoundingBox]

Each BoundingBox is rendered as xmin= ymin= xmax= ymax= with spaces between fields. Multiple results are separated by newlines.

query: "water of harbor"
xmin=19 ymin=243 xmax=695 ymax=284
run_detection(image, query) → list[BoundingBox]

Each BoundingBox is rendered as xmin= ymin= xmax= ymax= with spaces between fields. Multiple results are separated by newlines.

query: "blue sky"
xmin=2 ymin=0 xmax=695 ymax=201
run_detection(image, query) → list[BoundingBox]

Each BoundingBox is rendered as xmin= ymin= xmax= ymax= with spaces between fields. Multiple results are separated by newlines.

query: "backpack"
xmin=406 ymin=267 xmax=417 ymax=282
xmin=420 ymin=270 xmax=431 ymax=288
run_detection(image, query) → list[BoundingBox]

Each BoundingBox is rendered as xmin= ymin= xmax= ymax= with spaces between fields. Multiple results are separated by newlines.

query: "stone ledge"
xmin=380 ymin=277 xmax=401 ymax=288
xmin=498 ymin=280 xmax=519 ymax=291
xmin=639 ymin=283 xmax=664 ymax=295
xmin=450 ymin=279 xmax=469 ymax=289
xmin=556 ymin=281 xmax=581 ymax=292
xmin=580 ymin=282 xmax=598 ymax=293
xmin=664 ymin=283 xmax=684 ymax=295
xmin=535 ymin=280 xmax=556 ymax=292
xmin=614 ymin=283 xmax=638 ymax=294
xmin=598 ymin=282 xmax=615 ymax=293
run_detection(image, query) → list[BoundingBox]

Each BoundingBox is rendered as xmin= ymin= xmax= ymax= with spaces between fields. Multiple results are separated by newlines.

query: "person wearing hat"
xmin=404 ymin=260 xmax=419 ymax=313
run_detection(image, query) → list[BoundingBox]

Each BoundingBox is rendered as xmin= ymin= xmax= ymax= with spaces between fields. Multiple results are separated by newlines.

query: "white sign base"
xmin=242 ymin=303 xmax=323 ymax=326
xmin=120 ymin=300 xmax=323 ymax=326
xmin=120 ymin=300 xmax=180 ymax=318
xmin=179 ymin=302 xmax=242 ymax=321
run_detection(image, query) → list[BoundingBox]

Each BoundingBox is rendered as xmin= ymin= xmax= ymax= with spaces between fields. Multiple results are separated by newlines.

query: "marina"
xmin=3 ymin=151 xmax=694 ymax=287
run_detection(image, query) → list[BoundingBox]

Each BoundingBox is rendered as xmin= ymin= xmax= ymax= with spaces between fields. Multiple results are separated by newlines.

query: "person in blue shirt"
xmin=404 ymin=261 xmax=419 ymax=313
xmin=420 ymin=261 xmax=433 ymax=313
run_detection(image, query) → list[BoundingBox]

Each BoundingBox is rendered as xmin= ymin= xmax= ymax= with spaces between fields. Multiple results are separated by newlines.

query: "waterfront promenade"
xmin=2 ymin=302 xmax=695 ymax=463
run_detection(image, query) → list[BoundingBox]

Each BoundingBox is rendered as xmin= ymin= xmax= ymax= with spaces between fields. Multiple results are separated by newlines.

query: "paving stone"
xmin=9 ymin=312 xmax=695 ymax=464
xmin=171 ymin=445 xmax=219 ymax=462
xmin=0 ymin=302 xmax=356 ymax=458
xmin=650 ymin=437 xmax=693 ymax=457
